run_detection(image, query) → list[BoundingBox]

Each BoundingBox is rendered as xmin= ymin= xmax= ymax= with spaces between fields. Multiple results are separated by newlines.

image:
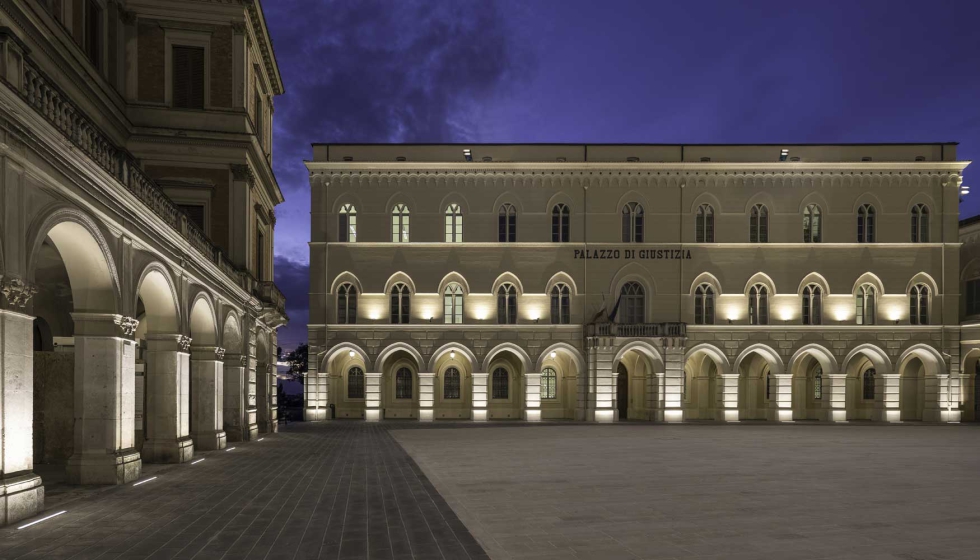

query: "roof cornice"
xmin=244 ymin=0 xmax=283 ymax=95
xmin=305 ymin=161 xmax=971 ymax=173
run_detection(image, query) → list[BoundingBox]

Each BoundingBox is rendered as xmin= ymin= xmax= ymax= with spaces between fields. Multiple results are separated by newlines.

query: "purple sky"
xmin=266 ymin=0 xmax=980 ymax=351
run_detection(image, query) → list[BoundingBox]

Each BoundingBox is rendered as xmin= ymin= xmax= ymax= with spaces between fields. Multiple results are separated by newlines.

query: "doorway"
xmin=617 ymin=363 xmax=628 ymax=420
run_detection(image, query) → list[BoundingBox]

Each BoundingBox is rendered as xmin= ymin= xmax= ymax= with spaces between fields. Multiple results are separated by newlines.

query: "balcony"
xmin=0 ymin=30 xmax=287 ymax=318
xmin=587 ymin=322 xmax=687 ymax=338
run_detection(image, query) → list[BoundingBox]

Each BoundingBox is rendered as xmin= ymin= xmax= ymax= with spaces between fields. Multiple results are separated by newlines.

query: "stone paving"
xmin=393 ymin=423 xmax=980 ymax=560
xmin=0 ymin=423 xmax=488 ymax=560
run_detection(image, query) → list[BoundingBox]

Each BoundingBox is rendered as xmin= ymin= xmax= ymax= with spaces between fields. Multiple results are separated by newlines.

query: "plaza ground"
xmin=1 ymin=422 xmax=977 ymax=559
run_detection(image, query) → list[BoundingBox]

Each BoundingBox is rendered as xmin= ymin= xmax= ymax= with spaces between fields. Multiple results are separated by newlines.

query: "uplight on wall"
xmin=778 ymin=306 xmax=794 ymax=321
xmin=833 ymin=305 xmax=851 ymax=322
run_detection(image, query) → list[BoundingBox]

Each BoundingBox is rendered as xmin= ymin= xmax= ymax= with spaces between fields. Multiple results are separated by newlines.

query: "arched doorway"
xmin=613 ymin=343 xmax=661 ymax=421
xmin=737 ymin=354 xmax=771 ymax=421
xmin=791 ymin=355 xmax=825 ymax=421
xmin=188 ymin=296 xmax=226 ymax=450
xmin=536 ymin=345 xmax=581 ymax=420
xmin=683 ymin=353 xmax=719 ymax=421
xmin=486 ymin=352 xmax=524 ymax=420
xmin=431 ymin=347 xmax=472 ymax=420
xmin=899 ymin=356 xmax=926 ymax=421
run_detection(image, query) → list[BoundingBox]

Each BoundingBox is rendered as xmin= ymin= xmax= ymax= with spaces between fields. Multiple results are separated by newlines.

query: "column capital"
xmin=1 ymin=277 xmax=37 ymax=308
xmin=224 ymin=352 xmax=247 ymax=367
xmin=114 ymin=315 xmax=140 ymax=336
xmin=177 ymin=335 xmax=193 ymax=352
xmin=190 ymin=345 xmax=223 ymax=360
xmin=73 ymin=312 xmax=138 ymax=338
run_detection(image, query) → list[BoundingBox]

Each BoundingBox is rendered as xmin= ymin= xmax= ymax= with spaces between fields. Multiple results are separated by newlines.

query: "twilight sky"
xmin=266 ymin=0 xmax=980 ymax=351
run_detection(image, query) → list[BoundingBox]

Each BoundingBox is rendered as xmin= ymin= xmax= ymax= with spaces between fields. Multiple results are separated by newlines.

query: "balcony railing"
xmin=1 ymin=33 xmax=286 ymax=318
xmin=587 ymin=322 xmax=687 ymax=338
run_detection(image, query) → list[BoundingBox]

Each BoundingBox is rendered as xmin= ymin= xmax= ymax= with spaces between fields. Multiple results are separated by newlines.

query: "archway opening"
xmin=487 ymin=352 xmax=524 ymax=420
xmin=615 ymin=349 xmax=658 ymax=421
xmin=432 ymin=350 xmax=472 ymax=420
xmin=844 ymin=354 xmax=878 ymax=421
xmin=899 ymin=356 xmax=926 ymax=421
xmin=791 ymin=354 xmax=825 ymax=421
xmin=380 ymin=349 xmax=420 ymax=420
xmin=683 ymin=352 xmax=720 ymax=421
xmin=326 ymin=348 xmax=367 ymax=419
xmin=738 ymin=353 xmax=772 ymax=421
xmin=539 ymin=349 xmax=578 ymax=420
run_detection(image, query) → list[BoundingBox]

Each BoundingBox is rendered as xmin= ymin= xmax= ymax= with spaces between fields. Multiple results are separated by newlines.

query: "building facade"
xmin=0 ymin=0 xmax=287 ymax=525
xmin=307 ymin=143 xmax=973 ymax=427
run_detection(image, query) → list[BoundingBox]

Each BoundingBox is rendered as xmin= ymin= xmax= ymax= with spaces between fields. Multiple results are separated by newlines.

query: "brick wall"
xmin=210 ymin=26 xmax=233 ymax=108
xmin=144 ymin=165 xmax=230 ymax=252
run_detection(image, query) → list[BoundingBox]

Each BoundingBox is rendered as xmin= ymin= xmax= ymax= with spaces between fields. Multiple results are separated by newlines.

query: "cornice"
xmin=306 ymin=161 xmax=971 ymax=174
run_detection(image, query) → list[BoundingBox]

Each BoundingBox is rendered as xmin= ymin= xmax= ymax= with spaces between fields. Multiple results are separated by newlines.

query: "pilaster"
xmin=720 ymin=373 xmax=740 ymax=422
xmin=772 ymin=373 xmax=793 ymax=422
xmin=661 ymin=337 xmax=686 ymax=423
xmin=223 ymin=353 xmax=247 ymax=441
xmin=471 ymin=372 xmax=488 ymax=421
xmin=364 ymin=372 xmax=382 ymax=422
xmin=304 ymin=357 xmax=329 ymax=421
xmin=190 ymin=346 xmax=226 ymax=451
xmin=524 ymin=372 xmax=541 ymax=422
xmin=418 ymin=372 xmax=435 ymax=422
xmin=880 ymin=373 xmax=900 ymax=423
xmin=141 ymin=334 xmax=194 ymax=463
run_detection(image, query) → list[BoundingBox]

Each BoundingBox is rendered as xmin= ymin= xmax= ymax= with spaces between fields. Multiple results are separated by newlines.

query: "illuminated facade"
xmin=307 ymin=143 xmax=974 ymax=427
xmin=0 ymin=0 xmax=286 ymax=525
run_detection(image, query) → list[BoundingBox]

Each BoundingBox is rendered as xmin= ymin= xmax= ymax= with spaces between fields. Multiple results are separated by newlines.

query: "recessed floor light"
xmin=133 ymin=477 xmax=157 ymax=487
xmin=18 ymin=511 xmax=67 ymax=529
xmin=192 ymin=458 xmax=205 ymax=465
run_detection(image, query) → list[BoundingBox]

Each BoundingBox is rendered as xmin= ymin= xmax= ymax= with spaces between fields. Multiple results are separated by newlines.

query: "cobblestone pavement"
xmin=393 ymin=423 xmax=980 ymax=560
xmin=0 ymin=422 xmax=488 ymax=560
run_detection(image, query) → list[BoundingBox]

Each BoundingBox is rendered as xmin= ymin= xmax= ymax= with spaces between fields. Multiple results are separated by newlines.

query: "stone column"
xmin=223 ymin=353 xmax=247 ymax=441
xmin=304 ymin=357 xmax=328 ymax=421
xmin=471 ymin=372 xmax=488 ymax=421
xmin=720 ymin=373 xmax=740 ymax=422
xmin=364 ymin=372 xmax=382 ymax=422
xmin=646 ymin=371 xmax=660 ymax=421
xmin=662 ymin=339 xmax=685 ymax=423
xmin=190 ymin=346 xmax=227 ymax=450
xmin=935 ymin=373 xmax=960 ymax=423
xmin=827 ymin=373 xmax=847 ymax=422
xmin=772 ymin=374 xmax=793 ymax=422
xmin=141 ymin=334 xmax=194 ymax=463
xmin=524 ymin=372 xmax=541 ymax=422
xmin=0 ymin=304 xmax=44 ymax=525
xmin=879 ymin=373 xmax=900 ymax=423
xmin=66 ymin=313 xmax=141 ymax=485
xmin=418 ymin=372 xmax=435 ymax=422
xmin=245 ymin=344 xmax=258 ymax=440
xmin=257 ymin=362 xmax=274 ymax=433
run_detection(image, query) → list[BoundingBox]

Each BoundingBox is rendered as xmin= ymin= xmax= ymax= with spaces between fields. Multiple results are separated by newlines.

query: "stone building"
xmin=0 ymin=0 xmax=287 ymax=525
xmin=306 ymin=143 xmax=973 ymax=427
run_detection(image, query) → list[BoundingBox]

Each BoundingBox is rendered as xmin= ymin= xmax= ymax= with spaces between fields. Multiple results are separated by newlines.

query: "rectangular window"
xmin=255 ymin=90 xmax=263 ymax=147
xmin=178 ymin=204 xmax=206 ymax=232
xmin=85 ymin=0 xmax=102 ymax=69
xmin=173 ymin=46 xmax=205 ymax=109
xmin=968 ymin=280 xmax=980 ymax=316
xmin=255 ymin=225 xmax=264 ymax=281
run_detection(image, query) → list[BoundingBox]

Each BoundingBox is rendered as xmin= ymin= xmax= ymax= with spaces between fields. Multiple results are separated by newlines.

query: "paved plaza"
xmin=2 ymin=422 xmax=979 ymax=560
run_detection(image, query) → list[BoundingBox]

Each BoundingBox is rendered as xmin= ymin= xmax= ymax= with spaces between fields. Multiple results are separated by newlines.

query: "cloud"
xmin=266 ymin=0 xmax=531 ymax=263
xmin=273 ymin=255 xmax=309 ymax=351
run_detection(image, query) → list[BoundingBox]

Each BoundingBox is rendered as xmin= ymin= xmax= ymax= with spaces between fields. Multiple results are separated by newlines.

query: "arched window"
xmin=749 ymin=284 xmax=769 ymax=325
xmin=445 ymin=204 xmax=462 ymax=243
xmin=497 ymin=283 xmax=518 ymax=324
xmin=856 ymin=284 xmax=876 ymax=325
xmin=395 ymin=367 xmax=413 ymax=399
xmin=347 ymin=366 xmax=364 ymax=399
xmin=802 ymin=284 xmax=822 ymax=325
xmin=911 ymin=204 xmax=929 ymax=243
xmin=337 ymin=283 xmax=357 ymax=324
xmin=443 ymin=367 xmax=460 ymax=399
xmin=803 ymin=204 xmax=821 ymax=243
xmin=622 ymin=202 xmax=644 ymax=243
xmin=542 ymin=367 xmax=557 ymax=399
xmin=492 ymin=367 xmax=509 ymax=399
xmin=498 ymin=203 xmax=517 ymax=242
xmin=339 ymin=204 xmax=356 ymax=242
xmin=696 ymin=204 xmax=714 ymax=243
xmin=392 ymin=204 xmax=410 ymax=242
xmin=694 ymin=284 xmax=714 ymax=325
xmin=550 ymin=283 xmax=570 ymax=325
xmin=552 ymin=204 xmax=570 ymax=243
xmin=862 ymin=368 xmax=876 ymax=400
xmin=620 ymin=281 xmax=645 ymax=324
xmin=444 ymin=283 xmax=463 ymax=324
xmin=765 ymin=371 xmax=772 ymax=400
xmin=813 ymin=365 xmax=823 ymax=400
xmin=857 ymin=204 xmax=875 ymax=243
xmin=909 ymin=284 xmax=929 ymax=325
xmin=750 ymin=204 xmax=768 ymax=243
xmin=390 ymin=283 xmax=410 ymax=324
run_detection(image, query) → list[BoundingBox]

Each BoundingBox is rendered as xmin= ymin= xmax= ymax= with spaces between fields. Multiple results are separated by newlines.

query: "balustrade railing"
xmin=7 ymin=48 xmax=286 ymax=314
xmin=587 ymin=322 xmax=687 ymax=338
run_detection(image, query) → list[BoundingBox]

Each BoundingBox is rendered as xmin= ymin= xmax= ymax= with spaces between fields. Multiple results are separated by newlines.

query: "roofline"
xmin=250 ymin=0 xmax=284 ymax=95
xmin=312 ymin=142 xmax=960 ymax=147
xmin=306 ymin=160 xmax=971 ymax=172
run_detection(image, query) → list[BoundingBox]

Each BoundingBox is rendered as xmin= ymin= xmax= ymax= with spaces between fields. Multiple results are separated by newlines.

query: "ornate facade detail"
xmin=215 ymin=347 xmax=226 ymax=360
xmin=241 ymin=355 xmax=249 ymax=367
xmin=1 ymin=277 xmax=37 ymax=308
xmin=231 ymin=21 xmax=247 ymax=34
xmin=177 ymin=335 xmax=193 ymax=352
xmin=114 ymin=315 xmax=140 ymax=336
xmin=268 ymin=208 xmax=276 ymax=227
xmin=231 ymin=164 xmax=255 ymax=188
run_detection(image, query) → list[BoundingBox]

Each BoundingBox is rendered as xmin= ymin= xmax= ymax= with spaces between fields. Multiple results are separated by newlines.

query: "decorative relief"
xmin=231 ymin=164 xmax=255 ymax=188
xmin=215 ymin=347 xmax=226 ymax=360
xmin=1 ymin=277 xmax=37 ymax=308
xmin=114 ymin=316 xmax=140 ymax=336
xmin=177 ymin=335 xmax=193 ymax=352
xmin=231 ymin=21 xmax=247 ymax=34
xmin=268 ymin=208 xmax=276 ymax=227
xmin=240 ymin=355 xmax=248 ymax=367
